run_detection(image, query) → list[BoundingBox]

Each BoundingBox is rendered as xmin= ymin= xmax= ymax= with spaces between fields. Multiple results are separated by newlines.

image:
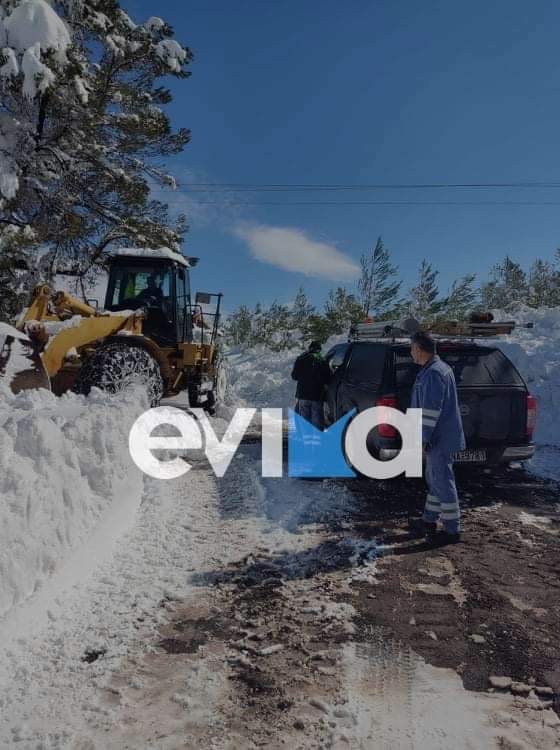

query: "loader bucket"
xmin=0 ymin=323 xmax=51 ymax=394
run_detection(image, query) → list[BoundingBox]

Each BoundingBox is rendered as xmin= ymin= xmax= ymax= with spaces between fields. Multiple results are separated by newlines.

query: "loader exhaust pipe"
xmin=0 ymin=323 xmax=51 ymax=394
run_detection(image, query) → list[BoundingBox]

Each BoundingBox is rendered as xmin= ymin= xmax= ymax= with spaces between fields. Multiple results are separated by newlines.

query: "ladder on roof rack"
xmin=349 ymin=315 xmax=533 ymax=342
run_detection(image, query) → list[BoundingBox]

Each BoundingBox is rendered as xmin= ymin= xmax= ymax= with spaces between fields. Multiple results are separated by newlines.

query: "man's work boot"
xmin=423 ymin=522 xmax=438 ymax=545
xmin=439 ymin=531 xmax=461 ymax=545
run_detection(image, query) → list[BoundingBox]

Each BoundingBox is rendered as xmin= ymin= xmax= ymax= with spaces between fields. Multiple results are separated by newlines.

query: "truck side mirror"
xmin=195 ymin=292 xmax=212 ymax=304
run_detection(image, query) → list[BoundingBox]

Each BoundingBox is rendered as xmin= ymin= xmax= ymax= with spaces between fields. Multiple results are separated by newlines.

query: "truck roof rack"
xmin=349 ymin=314 xmax=533 ymax=342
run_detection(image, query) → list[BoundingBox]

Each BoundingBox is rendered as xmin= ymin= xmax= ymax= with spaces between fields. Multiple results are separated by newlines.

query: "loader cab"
xmin=104 ymin=251 xmax=193 ymax=347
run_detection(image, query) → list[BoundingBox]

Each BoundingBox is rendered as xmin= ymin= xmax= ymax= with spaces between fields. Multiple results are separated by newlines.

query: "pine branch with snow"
xmin=0 ymin=0 xmax=192 ymax=314
xmin=480 ymin=256 xmax=528 ymax=311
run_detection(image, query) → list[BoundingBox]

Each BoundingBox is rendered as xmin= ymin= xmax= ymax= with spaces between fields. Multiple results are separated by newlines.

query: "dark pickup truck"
xmin=325 ymin=340 xmax=536 ymax=465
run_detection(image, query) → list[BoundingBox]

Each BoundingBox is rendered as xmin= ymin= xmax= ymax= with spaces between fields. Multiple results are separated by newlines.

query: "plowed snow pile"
xmin=489 ymin=307 xmax=560 ymax=479
xmin=0 ymin=385 xmax=144 ymax=621
xmin=489 ymin=307 xmax=560 ymax=443
xmin=226 ymin=334 xmax=344 ymax=409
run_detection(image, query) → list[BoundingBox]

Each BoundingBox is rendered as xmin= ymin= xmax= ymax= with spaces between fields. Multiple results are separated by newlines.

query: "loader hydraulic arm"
xmin=18 ymin=285 xmax=98 ymax=328
xmin=12 ymin=283 xmax=144 ymax=379
xmin=52 ymin=291 xmax=97 ymax=319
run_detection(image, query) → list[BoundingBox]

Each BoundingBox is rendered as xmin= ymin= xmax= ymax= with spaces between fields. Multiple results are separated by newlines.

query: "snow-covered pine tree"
xmin=527 ymin=258 xmax=559 ymax=308
xmin=408 ymin=259 xmax=441 ymax=321
xmin=481 ymin=256 xmax=528 ymax=311
xmin=0 ymin=0 xmax=191 ymax=313
xmin=267 ymin=300 xmax=293 ymax=350
xmin=439 ymin=273 xmax=478 ymax=320
xmin=553 ymin=250 xmax=560 ymax=306
xmin=358 ymin=237 xmax=402 ymax=318
xmin=290 ymin=286 xmax=315 ymax=340
xmin=324 ymin=286 xmax=363 ymax=335
xmin=251 ymin=302 xmax=268 ymax=345
xmin=226 ymin=304 xmax=253 ymax=345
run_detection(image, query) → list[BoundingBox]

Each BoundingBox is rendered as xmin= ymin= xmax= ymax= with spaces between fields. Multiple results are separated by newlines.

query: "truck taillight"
xmin=526 ymin=394 xmax=537 ymax=438
xmin=376 ymin=395 xmax=398 ymax=438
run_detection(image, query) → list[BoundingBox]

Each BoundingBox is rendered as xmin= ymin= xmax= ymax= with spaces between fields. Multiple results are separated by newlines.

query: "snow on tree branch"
xmin=0 ymin=0 xmax=192 ymax=319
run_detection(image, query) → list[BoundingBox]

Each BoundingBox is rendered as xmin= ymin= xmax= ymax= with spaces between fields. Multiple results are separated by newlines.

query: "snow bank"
xmin=227 ymin=335 xmax=344 ymax=409
xmin=487 ymin=307 xmax=560 ymax=446
xmin=0 ymin=385 xmax=145 ymax=620
xmin=227 ymin=344 xmax=300 ymax=409
xmin=0 ymin=321 xmax=29 ymax=348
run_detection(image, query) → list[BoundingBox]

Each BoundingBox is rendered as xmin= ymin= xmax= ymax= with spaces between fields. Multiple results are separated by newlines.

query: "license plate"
xmin=452 ymin=449 xmax=486 ymax=463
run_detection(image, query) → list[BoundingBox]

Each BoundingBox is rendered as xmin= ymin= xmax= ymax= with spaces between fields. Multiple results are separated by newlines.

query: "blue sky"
xmin=125 ymin=0 xmax=560 ymax=310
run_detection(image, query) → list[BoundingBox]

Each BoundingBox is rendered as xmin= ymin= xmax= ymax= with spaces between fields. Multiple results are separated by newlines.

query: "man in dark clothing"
xmin=291 ymin=341 xmax=330 ymax=430
xmin=137 ymin=275 xmax=164 ymax=306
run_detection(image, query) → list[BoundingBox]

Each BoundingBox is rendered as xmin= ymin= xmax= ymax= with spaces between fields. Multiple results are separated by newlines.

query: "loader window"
xmin=105 ymin=262 xmax=178 ymax=345
xmin=107 ymin=265 xmax=172 ymax=313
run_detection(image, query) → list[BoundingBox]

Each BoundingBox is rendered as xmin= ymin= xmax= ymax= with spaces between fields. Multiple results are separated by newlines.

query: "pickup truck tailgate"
xmin=459 ymin=388 xmax=527 ymax=442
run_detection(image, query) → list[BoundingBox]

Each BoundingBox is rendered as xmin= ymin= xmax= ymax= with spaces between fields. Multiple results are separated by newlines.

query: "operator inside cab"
xmin=136 ymin=274 xmax=164 ymax=306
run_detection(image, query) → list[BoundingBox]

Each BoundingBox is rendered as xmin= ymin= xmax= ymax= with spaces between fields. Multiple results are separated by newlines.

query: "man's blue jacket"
xmin=411 ymin=355 xmax=466 ymax=453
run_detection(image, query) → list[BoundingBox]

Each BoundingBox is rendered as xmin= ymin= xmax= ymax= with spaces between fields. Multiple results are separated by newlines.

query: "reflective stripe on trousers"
xmin=422 ymin=448 xmax=461 ymax=533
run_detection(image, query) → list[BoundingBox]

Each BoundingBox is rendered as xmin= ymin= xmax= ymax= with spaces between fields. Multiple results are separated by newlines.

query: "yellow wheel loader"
xmin=0 ymin=248 xmax=226 ymax=411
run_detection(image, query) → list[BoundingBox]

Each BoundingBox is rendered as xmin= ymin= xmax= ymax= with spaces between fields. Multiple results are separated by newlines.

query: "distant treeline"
xmin=225 ymin=238 xmax=560 ymax=349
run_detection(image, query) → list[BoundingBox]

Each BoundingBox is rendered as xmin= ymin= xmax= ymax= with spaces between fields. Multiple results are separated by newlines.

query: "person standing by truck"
xmin=410 ymin=331 xmax=466 ymax=545
xmin=291 ymin=340 xmax=331 ymax=430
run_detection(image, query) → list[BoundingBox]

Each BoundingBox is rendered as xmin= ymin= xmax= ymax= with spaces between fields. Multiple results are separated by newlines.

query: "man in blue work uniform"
xmin=410 ymin=331 xmax=465 ymax=545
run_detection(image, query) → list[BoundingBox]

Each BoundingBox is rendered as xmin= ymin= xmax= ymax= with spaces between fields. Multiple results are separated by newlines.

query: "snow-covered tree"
xmin=0 ymin=0 xmax=191 ymax=310
xmin=358 ymin=236 xmax=402 ymax=318
xmin=290 ymin=286 xmax=315 ymax=339
xmin=323 ymin=286 xmax=363 ymax=334
xmin=267 ymin=301 xmax=293 ymax=349
xmin=527 ymin=258 xmax=560 ymax=308
xmin=250 ymin=302 xmax=266 ymax=343
xmin=226 ymin=304 xmax=253 ymax=345
xmin=439 ymin=273 xmax=478 ymax=320
xmin=407 ymin=259 xmax=441 ymax=320
xmin=481 ymin=256 xmax=528 ymax=311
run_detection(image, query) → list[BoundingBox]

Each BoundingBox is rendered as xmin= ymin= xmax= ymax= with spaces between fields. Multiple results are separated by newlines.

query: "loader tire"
xmin=213 ymin=357 xmax=228 ymax=405
xmin=74 ymin=343 xmax=164 ymax=407
xmin=206 ymin=358 xmax=227 ymax=414
xmin=188 ymin=384 xmax=201 ymax=408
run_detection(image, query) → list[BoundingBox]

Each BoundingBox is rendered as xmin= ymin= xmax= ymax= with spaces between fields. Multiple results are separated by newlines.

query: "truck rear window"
xmin=346 ymin=343 xmax=387 ymax=385
xmin=395 ymin=348 xmax=524 ymax=387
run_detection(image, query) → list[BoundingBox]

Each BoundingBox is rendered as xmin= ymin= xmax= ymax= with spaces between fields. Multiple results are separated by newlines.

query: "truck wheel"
xmin=74 ymin=343 xmax=164 ymax=407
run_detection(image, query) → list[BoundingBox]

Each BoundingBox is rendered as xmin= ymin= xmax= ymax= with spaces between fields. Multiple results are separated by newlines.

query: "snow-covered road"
xmin=1 ymin=437 xmax=558 ymax=749
xmin=2 ymin=304 xmax=560 ymax=748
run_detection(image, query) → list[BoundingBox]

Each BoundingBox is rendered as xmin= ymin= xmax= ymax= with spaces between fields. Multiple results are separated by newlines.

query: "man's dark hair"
xmin=308 ymin=340 xmax=322 ymax=353
xmin=411 ymin=330 xmax=436 ymax=355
